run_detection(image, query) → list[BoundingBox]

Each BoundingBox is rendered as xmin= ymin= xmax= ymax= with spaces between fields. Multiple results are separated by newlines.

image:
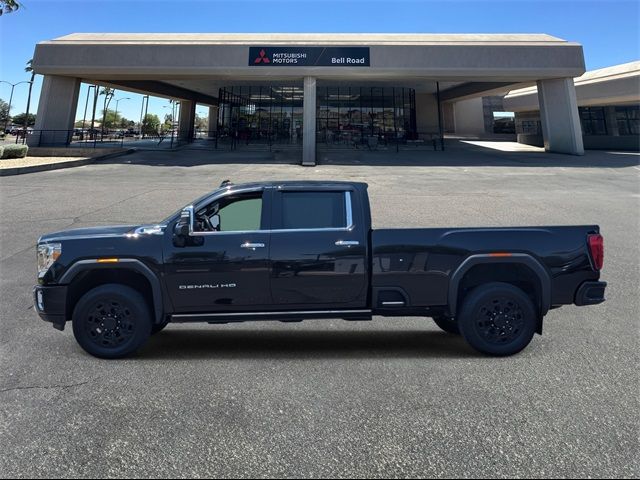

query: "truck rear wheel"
xmin=72 ymin=284 xmax=152 ymax=359
xmin=458 ymin=282 xmax=536 ymax=356
xmin=432 ymin=316 xmax=460 ymax=335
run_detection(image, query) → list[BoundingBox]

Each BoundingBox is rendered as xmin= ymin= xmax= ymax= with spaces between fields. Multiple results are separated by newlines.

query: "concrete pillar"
xmin=415 ymin=93 xmax=439 ymax=134
xmin=302 ymin=76 xmax=316 ymax=166
xmin=208 ymin=105 xmax=218 ymax=138
xmin=537 ymin=78 xmax=584 ymax=155
xmin=453 ymin=97 xmax=485 ymax=135
xmin=29 ymin=75 xmax=81 ymax=146
xmin=442 ymin=102 xmax=455 ymax=133
xmin=178 ymin=100 xmax=196 ymax=142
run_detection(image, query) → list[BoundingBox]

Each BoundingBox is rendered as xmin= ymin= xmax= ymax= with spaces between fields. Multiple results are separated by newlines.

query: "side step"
xmin=171 ymin=309 xmax=372 ymax=324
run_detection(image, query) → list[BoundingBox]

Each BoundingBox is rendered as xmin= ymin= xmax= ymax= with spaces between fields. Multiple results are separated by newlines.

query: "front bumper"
xmin=574 ymin=281 xmax=607 ymax=306
xmin=33 ymin=285 xmax=68 ymax=330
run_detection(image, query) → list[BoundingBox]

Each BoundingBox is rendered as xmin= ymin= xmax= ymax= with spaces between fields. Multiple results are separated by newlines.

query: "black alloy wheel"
xmin=72 ymin=284 xmax=151 ymax=359
xmin=458 ymin=282 xmax=537 ymax=356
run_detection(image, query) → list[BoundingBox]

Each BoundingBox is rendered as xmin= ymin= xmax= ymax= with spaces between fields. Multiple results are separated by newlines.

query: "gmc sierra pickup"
xmin=34 ymin=180 xmax=606 ymax=358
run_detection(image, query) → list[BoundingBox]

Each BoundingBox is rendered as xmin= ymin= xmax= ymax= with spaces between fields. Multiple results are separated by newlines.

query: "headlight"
xmin=37 ymin=243 xmax=62 ymax=279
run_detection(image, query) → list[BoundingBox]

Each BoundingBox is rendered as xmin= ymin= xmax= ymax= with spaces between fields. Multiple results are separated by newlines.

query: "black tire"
xmin=458 ymin=282 xmax=537 ymax=357
xmin=72 ymin=284 xmax=152 ymax=359
xmin=432 ymin=316 xmax=460 ymax=335
xmin=151 ymin=320 xmax=169 ymax=335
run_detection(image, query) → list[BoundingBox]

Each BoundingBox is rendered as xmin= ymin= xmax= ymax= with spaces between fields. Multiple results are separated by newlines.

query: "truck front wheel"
xmin=72 ymin=284 xmax=152 ymax=359
xmin=458 ymin=282 xmax=536 ymax=356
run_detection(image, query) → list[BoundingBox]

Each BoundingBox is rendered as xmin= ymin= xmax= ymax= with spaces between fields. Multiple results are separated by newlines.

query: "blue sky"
xmin=1 ymin=0 xmax=638 ymax=123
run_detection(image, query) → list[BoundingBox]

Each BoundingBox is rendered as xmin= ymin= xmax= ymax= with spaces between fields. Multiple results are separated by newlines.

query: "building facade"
xmin=504 ymin=61 xmax=640 ymax=151
xmin=30 ymin=33 xmax=588 ymax=163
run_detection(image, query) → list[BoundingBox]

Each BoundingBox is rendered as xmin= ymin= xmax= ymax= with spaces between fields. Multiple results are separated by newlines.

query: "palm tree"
xmin=23 ymin=59 xmax=35 ymax=137
xmin=99 ymin=87 xmax=115 ymax=137
xmin=1 ymin=1 xmax=21 ymax=16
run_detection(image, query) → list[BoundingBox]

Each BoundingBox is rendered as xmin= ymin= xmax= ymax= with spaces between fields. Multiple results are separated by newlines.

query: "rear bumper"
xmin=33 ymin=285 xmax=68 ymax=330
xmin=574 ymin=281 xmax=607 ymax=306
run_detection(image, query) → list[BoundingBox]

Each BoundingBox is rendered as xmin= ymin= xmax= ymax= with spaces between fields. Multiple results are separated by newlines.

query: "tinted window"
xmin=218 ymin=197 xmax=262 ymax=232
xmin=280 ymin=192 xmax=346 ymax=229
xmin=194 ymin=192 xmax=263 ymax=232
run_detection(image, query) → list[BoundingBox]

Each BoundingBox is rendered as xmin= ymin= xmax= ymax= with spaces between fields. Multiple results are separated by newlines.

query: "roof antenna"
xmin=220 ymin=179 xmax=233 ymax=188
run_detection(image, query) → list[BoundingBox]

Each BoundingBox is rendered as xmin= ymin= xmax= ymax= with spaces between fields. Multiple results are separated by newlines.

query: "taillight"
xmin=588 ymin=234 xmax=604 ymax=270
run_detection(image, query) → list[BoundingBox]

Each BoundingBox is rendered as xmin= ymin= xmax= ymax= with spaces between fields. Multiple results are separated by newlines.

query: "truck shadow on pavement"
xmin=137 ymin=329 xmax=478 ymax=360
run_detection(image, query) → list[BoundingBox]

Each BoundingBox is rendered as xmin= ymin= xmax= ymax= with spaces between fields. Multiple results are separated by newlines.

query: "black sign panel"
xmin=249 ymin=47 xmax=370 ymax=67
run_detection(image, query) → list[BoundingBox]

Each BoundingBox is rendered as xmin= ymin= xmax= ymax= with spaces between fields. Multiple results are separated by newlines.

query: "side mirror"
xmin=174 ymin=205 xmax=194 ymax=237
xmin=173 ymin=220 xmax=189 ymax=237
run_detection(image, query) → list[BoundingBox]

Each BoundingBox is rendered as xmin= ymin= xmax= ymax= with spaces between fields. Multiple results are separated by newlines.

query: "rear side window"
xmin=279 ymin=191 xmax=347 ymax=229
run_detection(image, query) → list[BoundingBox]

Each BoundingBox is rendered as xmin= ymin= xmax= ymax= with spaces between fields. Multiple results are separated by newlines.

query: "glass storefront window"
xmin=217 ymin=85 xmax=417 ymax=146
xmin=579 ymin=107 xmax=607 ymax=135
xmin=616 ymin=106 xmax=639 ymax=136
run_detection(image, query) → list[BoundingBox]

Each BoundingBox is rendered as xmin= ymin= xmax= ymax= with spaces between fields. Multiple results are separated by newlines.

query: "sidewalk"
xmin=0 ymin=148 xmax=135 ymax=176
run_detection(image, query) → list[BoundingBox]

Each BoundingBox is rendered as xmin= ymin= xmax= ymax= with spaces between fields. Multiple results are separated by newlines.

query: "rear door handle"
xmin=241 ymin=242 xmax=266 ymax=250
xmin=335 ymin=240 xmax=360 ymax=246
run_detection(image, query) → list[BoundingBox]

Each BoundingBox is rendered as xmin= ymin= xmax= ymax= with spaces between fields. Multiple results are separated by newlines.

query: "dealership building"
xmin=30 ymin=33 xmax=590 ymax=164
xmin=504 ymin=61 xmax=639 ymax=151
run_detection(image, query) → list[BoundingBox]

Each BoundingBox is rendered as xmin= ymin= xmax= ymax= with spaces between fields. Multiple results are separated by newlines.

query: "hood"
xmin=38 ymin=225 xmax=141 ymax=243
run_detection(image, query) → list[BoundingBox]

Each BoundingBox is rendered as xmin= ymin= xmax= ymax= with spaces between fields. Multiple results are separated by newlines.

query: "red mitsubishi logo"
xmin=254 ymin=49 xmax=270 ymax=64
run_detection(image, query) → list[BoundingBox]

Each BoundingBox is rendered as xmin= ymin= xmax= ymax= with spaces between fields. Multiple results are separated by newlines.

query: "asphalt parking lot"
xmin=1 ymin=143 xmax=638 ymax=478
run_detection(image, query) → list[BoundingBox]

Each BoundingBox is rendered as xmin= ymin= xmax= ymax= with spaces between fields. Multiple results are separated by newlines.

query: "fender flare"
xmin=59 ymin=259 xmax=164 ymax=323
xmin=448 ymin=253 xmax=552 ymax=317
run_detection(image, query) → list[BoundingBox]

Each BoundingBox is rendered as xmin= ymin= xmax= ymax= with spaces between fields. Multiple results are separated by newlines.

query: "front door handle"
xmin=241 ymin=242 xmax=266 ymax=250
xmin=335 ymin=240 xmax=360 ymax=246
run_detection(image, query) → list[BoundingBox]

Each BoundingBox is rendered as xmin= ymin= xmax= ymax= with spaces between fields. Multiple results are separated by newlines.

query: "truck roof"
xmin=224 ymin=180 xmax=369 ymax=191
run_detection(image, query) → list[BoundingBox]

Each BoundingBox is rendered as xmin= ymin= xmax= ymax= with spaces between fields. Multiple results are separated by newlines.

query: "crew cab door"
xmin=163 ymin=188 xmax=271 ymax=313
xmin=269 ymin=187 xmax=368 ymax=308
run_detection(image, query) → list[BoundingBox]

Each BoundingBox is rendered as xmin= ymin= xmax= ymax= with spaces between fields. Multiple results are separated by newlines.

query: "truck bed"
xmin=371 ymin=225 xmax=601 ymax=308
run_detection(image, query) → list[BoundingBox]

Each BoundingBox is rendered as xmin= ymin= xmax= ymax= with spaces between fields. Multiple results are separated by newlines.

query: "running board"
xmin=170 ymin=309 xmax=372 ymax=324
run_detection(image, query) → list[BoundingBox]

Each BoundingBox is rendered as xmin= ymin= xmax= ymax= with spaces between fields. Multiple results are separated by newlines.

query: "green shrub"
xmin=0 ymin=146 xmax=4 ymax=159
xmin=1 ymin=144 xmax=28 ymax=159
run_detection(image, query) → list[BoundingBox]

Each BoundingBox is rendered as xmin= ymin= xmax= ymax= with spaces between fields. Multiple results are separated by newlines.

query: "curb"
xmin=0 ymin=148 xmax=137 ymax=176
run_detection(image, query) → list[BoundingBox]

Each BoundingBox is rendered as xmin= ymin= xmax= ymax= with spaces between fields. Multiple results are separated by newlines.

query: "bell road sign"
xmin=249 ymin=47 xmax=370 ymax=67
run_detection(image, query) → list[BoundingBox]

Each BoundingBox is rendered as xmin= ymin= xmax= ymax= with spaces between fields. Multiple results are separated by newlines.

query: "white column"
xmin=302 ymin=76 xmax=317 ymax=166
xmin=537 ymin=78 xmax=584 ymax=155
xmin=178 ymin=100 xmax=196 ymax=142
xmin=29 ymin=75 xmax=81 ymax=146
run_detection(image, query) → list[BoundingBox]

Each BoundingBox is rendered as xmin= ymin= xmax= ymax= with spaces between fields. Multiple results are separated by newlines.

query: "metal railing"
xmin=316 ymin=130 xmax=444 ymax=152
xmin=5 ymin=129 xmax=187 ymax=150
xmin=192 ymin=129 xmax=445 ymax=152
xmin=3 ymin=128 xmax=445 ymax=153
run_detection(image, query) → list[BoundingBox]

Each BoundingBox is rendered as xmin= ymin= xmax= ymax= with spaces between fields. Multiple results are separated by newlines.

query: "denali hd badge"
xmin=179 ymin=283 xmax=237 ymax=290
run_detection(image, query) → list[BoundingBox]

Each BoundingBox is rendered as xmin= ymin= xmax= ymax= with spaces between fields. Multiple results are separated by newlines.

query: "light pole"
xmin=1 ymin=80 xmax=32 ymax=133
xmin=114 ymin=97 xmax=130 ymax=146
xmin=81 ymin=85 xmax=96 ymax=141
xmin=113 ymin=97 xmax=130 ymax=131
xmin=197 ymin=109 xmax=207 ymax=138
xmin=139 ymin=95 xmax=149 ymax=138
xmin=163 ymin=100 xmax=177 ymax=147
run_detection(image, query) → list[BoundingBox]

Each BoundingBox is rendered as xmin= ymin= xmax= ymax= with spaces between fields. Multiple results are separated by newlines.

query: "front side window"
xmin=195 ymin=192 xmax=263 ymax=232
xmin=278 ymin=191 xmax=348 ymax=230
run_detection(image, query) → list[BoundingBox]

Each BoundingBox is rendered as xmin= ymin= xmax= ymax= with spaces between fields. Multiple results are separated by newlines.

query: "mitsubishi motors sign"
xmin=249 ymin=47 xmax=370 ymax=67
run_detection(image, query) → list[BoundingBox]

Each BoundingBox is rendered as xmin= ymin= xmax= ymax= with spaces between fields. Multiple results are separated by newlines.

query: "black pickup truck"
xmin=34 ymin=180 xmax=606 ymax=358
